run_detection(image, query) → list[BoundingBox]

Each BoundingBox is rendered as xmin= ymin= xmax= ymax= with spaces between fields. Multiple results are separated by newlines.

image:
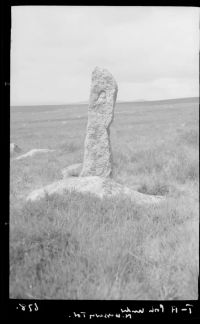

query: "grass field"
xmin=10 ymin=97 xmax=199 ymax=299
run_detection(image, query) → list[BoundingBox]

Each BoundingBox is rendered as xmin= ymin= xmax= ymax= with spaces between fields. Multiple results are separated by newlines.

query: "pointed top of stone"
xmin=93 ymin=66 xmax=113 ymax=74
xmin=93 ymin=66 xmax=109 ymax=73
xmin=92 ymin=67 xmax=118 ymax=92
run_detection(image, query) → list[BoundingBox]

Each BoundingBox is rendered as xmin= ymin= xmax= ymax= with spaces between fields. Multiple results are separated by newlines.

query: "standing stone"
xmin=80 ymin=67 xmax=118 ymax=178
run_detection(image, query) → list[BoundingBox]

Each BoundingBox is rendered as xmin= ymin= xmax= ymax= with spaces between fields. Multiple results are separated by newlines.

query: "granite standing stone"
xmin=80 ymin=67 xmax=118 ymax=178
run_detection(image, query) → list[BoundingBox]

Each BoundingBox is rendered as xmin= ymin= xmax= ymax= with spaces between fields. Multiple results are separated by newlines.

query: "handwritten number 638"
xmin=18 ymin=303 xmax=38 ymax=312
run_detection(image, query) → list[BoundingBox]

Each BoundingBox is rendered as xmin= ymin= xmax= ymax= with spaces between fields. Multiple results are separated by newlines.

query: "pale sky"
xmin=11 ymin=6 xmax=199 ymax=105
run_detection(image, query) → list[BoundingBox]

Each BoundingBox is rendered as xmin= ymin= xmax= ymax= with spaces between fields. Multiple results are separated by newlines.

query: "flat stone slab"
xmin=26 ymin=176 xmax=164 ymax=205
xmin=15 ymin=149 xmax=55 ymax=160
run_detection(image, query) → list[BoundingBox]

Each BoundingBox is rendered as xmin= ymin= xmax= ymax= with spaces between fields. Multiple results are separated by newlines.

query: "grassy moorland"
xmin=10 ymin=98 xmax=199 ymax=299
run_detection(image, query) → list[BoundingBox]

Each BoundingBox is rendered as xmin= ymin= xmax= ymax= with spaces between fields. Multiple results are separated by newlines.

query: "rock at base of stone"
xmin=26 ymin=176 xmax=164 ymax=206
xmin=61 ymin=163 xmax=82 ymax=178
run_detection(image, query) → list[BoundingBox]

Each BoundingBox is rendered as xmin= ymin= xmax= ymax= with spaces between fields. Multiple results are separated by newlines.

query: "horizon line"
xmin=11 ymin=96 xmax=199 ymax=107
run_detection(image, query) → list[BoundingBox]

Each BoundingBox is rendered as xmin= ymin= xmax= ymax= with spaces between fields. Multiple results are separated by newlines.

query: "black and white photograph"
xmin=9 ymin=5 xmax=199 ymax=302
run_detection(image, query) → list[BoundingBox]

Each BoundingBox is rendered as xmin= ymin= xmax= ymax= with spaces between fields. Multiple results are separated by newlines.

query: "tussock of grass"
xmin=10 ymin=188 xmax=198 ymax=299
xmin=138 ymin=179 xmax=170 ymax=196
